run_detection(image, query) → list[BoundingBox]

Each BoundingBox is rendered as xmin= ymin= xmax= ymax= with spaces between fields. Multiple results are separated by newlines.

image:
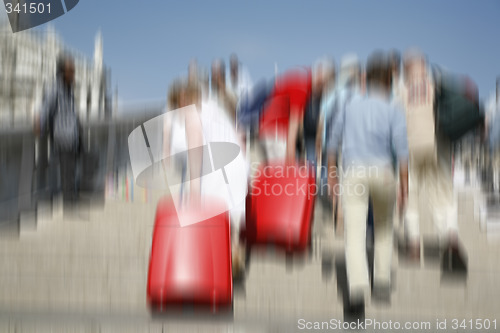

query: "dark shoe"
xmin=344 ymin=297 xmax=365 ymax=325
xmin=442 ymin=245 xmax=467 ymax=274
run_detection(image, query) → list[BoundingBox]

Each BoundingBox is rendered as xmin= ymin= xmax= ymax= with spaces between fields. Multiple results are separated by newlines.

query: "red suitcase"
xmin=245 ymin=163 xmax=315 ymax=252
xmin=147 ymin=196 xmax=233 ymax=312
xmin=259 ymin=68 xmax=311 ymax=141
xmin=259 ymin=95 xmax=290 ymax=140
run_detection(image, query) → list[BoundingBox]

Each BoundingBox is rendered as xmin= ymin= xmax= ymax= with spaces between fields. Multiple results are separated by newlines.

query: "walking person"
xmin=304 ymin=57 xmax=335 ymax=169
xmin=35 ymin=53 xmax=82 ymax=208
xmin=320 ymin=54 xmax=362 ymax=232
xmin=397 ymin=50 xmax=463 ymax=264
xmin=327 ymin=52 xmax=409 ymax=320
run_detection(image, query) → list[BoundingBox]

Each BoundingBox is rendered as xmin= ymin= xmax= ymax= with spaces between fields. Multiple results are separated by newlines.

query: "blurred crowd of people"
xmin=161 ymin=49 xmax=500 ymax=321
xmin=38 ymin=48 xmax=498 ymax=322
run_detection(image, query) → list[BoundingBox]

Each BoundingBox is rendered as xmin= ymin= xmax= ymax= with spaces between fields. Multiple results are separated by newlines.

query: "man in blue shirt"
xmin=327 ymin=52 xmax=409 ymax=319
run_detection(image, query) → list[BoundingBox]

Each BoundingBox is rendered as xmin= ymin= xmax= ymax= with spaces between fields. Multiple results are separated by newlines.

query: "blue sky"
xmin=3 ymin=0 xmax=500 ymax=103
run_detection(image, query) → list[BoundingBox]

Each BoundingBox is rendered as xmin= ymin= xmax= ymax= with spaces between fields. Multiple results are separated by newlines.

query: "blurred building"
xmin=0 ymin=23 xmax=112 ymax=128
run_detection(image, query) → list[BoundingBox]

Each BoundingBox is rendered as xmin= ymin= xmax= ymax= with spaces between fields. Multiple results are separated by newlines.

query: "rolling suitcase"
xmin=147 ymin=196 xmax=233 ymax=312
xmin=245 ymin=163 xmax=315 ymax=253
xmin=259 ymin=67 xmax=311 ymax=141
xmin=259 ymin=95 xmax=290 ymax=140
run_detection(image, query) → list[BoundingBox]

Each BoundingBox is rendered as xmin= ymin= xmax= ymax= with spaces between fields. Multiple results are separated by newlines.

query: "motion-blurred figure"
xmin=389 ymin=50 xmax=403 ymax=103
xmin=211 ymin=58 xmax=237 ymax=124
xmin=162 ymin=78 xmax=198 ymax=205
xmin=327 ymin=52 xmax=408 ymax=320
xmin=321 ymin=54 xmax=362 ymax=230
xmin=163 ymin=77 xmax=247 ymax=279
xmin=303 ymin=57 xmax=335 ymax=168
xmin=398 ymin=49 xmax=459 ymax=261
xmin=389 ymin=50 xmax=405 ymax=213
xmin=35 ymin=53 xmax=82 ymax=207
xmin=207 ymin=61 xmax=248 ymax=278
xmin=229 ymin=54 xmax=254 ymax=155
xmin=488 ymin=77 xmax=500 ymax=150
xmin=199 ymin=67 xmax=210 ymax=102
xmin=321 ymin=55 xmax=363 ymax=166
xmin=229 ymin=53 xmax=253 ymax=100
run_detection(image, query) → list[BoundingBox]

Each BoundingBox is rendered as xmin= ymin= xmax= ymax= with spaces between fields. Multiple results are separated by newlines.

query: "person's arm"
xmin=316 ymin=115 xmax=324 ymax=165
xmin=325 ymin=102 xmax=345 ymax=198
xmin=316 ymin=92 xmax=335 ymax=166
xmin=391 ymin=106 xmax=410 ymax=210
xmin=398 ymin=160 xmax=409 ymax=210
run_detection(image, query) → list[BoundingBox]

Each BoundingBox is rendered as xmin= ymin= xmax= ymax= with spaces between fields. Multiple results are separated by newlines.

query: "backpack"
xmin=433 ymin=66 xmax=484 ymax=141
xmin=52 ymin=88 xmax=80 ymax=152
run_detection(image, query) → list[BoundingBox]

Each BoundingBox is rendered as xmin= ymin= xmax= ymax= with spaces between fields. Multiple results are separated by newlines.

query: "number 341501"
xmin=5 ymin=2 xmax=51 ymax=14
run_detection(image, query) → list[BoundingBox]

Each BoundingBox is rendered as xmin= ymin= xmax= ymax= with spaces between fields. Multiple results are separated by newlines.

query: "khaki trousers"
xmin=343 ymin=166 xmax=396 ymax=299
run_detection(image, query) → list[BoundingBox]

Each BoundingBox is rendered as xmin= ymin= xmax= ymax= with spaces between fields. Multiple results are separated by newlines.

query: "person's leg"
xmin=366 ymin=197 xmax=374 ymax=248
xmin=336 ymin=152 xmax=345 ymax=235
xmin=230 ymin=204 xmax=246 ymax=280
xmin=304 ymin=136 xmax=316 ymax=167
xmin=404 ymin=154 xmax=421 ymax=259
xmin=343 ymin=172 xmax=370 ymax=301
xmin=60 ymin=152 xmax=77 ymax=204
xmin=433 ymin=156 xmax=458 ymax=248
xmin=433 ymin=151 xmax=468 ymax=272
xmin=49 ymin=149 xmax=61 ymax=198
xmin=370 ymin=168 xmax=396 ymax=289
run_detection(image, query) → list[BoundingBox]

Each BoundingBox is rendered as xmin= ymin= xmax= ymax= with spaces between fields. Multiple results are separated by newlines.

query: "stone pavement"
xmin=0 ymin=185 xmax=499 ymax=332
xmin=1 ymin=149 xmax=500 ymax=332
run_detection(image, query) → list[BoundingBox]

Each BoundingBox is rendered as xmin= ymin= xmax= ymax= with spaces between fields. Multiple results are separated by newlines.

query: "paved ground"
xmin=1 ymin=150 xmax=500 ymax=332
